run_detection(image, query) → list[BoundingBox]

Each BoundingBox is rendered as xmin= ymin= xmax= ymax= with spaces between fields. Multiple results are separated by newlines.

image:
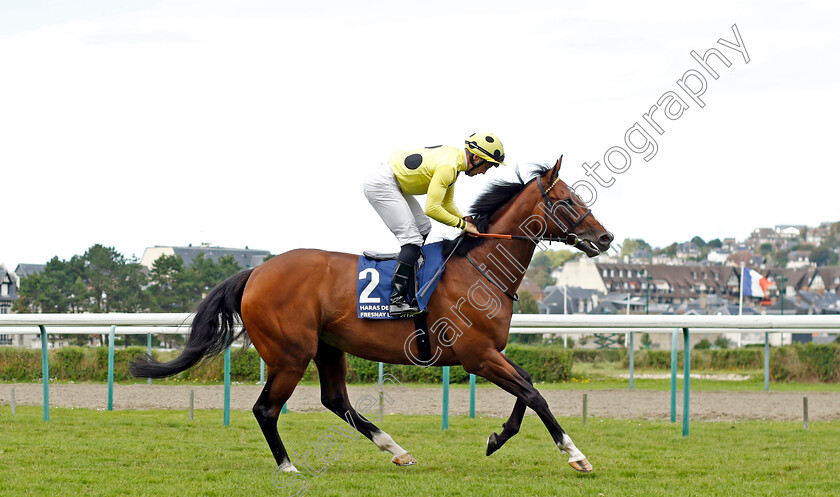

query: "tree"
xmin=657 ymin=242 xmax=678 ymax=257
xmin=13 ymin=256 xmax=86 ymax=313
xmin=512 ymin=291 xmax=540 ymax=343
xmin=15 ymin=245 xmax=147 ymax=313
xmin=515 ymin=291 xmax=539 ymax=314
xmin=827 ymin=222 xmax=840 ymax=249
xmin=771 ymin=250 xmax=789 ymax=267
xmin=147 ymin=254 xmax=192 ymax=312
xmin=147 ymin=253 xmax=243 ymax=311
xmin=707 ymin=239 xmax=723 ymax=249
xmin=690 ymin=236 xmax=707 ymax=248
xmin=544 ymin=249 xmax=578 ymax=268
xmin=527 ymin=251 xmax=555 ymax=289
xmin=619 ymin=238 xmax=651 ymax=258
xmin=186 ymin=254 xmax=242 ymax=307
xmin=82 ymin=244 xmax=148 ymax=312
xmin=810 ymin=246 xmax=838 ymax=266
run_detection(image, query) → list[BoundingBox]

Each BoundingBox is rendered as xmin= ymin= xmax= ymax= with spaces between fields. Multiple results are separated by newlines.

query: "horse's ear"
xmin=550 ymin=155 xmax=563 ymax=181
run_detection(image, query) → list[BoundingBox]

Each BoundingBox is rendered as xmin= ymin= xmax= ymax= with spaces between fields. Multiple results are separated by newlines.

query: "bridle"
xmin=459 ymin=170 xmax=597 ymax=300
xmin=535 ymin=173 xmax=593 ymax=249
xmin=466 ymin=172 xmax=594 ymax=247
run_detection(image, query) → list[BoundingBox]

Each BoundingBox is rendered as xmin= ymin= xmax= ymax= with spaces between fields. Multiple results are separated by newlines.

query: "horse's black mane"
xmin=440 ymin=164 xmax=552 ymax=257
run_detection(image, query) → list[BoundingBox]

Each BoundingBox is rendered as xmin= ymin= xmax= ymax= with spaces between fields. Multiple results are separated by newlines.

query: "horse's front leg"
xmin=466 ymin=349 xmax=592 ymax=472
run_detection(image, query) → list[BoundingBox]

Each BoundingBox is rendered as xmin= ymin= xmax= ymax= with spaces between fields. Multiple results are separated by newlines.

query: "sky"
xmin=1 ymin=0 xmax=838 ymax=270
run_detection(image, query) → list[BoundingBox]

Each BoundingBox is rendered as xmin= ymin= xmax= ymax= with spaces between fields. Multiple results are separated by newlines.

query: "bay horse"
xmin=130 ymin=157 xmax=613 ymax=474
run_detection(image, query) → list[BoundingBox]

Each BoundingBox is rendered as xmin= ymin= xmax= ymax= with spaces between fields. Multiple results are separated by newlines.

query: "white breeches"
xmin=363 ymin=163 xmax=431 ymax=246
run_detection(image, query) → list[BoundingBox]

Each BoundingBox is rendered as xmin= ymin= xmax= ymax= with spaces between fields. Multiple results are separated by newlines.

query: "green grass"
xmin=1 ymin=406 xmax=838 ymax=497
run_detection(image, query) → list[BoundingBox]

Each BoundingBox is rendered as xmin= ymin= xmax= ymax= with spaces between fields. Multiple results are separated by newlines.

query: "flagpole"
xmin=563 ymin=282 xmax=568 ymax=347
xmin=739 ymin=262 xmax=745 ymax=315
xmin=738 ymin=262 xmax=744 ymax=348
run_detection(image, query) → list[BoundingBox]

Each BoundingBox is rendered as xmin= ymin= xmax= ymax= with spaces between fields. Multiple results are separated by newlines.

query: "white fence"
xmin=2 ymin=313 xmax=839 ymax=435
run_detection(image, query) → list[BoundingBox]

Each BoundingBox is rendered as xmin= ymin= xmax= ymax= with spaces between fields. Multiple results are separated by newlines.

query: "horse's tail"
xmin=129 ymin=268 xmax=254 ymax=379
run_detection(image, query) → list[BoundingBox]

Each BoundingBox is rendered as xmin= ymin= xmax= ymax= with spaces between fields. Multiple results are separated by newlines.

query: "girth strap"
xmin=413 ymin=314 xmax=432 ymax=363
xmin=465 ymin=253 xmax=519 ymax=301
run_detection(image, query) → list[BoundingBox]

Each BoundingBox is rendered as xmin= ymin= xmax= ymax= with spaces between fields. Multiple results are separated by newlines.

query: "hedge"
xmin=0 ymin=344 xmax=573 ymax=384
xmin=622 ymin=345 xmax=840 ymax=383
xmin=625 ymin=348 xmax=766 ymax=371
xmin=3 ymin=344 xmax=836 ymax=384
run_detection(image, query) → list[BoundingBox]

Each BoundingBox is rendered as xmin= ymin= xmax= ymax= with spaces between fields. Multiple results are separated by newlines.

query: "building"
xmin=140 ymin=243 xmax=271 ymax=270
xmin=541 ymin=286 xmax=603 ymax=314
xmin=786 ymin=251 xmax=812 ymax=269
xmin=1 ymin=264 xmax=17 ymax=315
xmin=14 ymin=263 xmax=45 ymax=280
xmin=1 ymin=265 xmax=19 ymax=345
xmin=553 ymin=258 xmax=742 ymax=307
xmin=706 ymin=249 xmax=730 ymax=264
xmin=808 ymin=267 xmax=840 ymax=295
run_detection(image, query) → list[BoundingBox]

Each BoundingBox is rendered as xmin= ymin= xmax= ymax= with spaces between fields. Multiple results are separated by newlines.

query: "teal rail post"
xmin=224 ymin=347 xmax=231 ymax=426
xmin=683 ymin=328 xmax=691 ymax=436
xmin=764 ymin=332 xmax=770 ymax=392
xmin=629 ymin=331 xmax=635 ymax=390
xmin=147 ymin=333 xmax=153 ymax=385
xmin=39 ymin=325 xmax=49 ymax=421
xmin=670 ymin=328 xmax=678 ymax=423
xmin=260 ymin=357 xmax=265 ymax=386
xmin=442 ymin=366 xmax=450 ymax=430
xmin=469 ymin=374 xmax=476 ymax=419
xmin=378 ymin=362 xmax=384 ymax=417
xmin=108 ymin=325 xmax=116 ymax=411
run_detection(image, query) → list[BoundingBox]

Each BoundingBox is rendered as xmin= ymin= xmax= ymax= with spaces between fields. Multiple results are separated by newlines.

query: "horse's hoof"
xmin=276 ymin=461 xmax=300 ymax=473
xmin=486 ymin=432 xmax=500 ymax=456
xmin=569 ymin=458 xmax=593 ymax=473
xmin=392 ymin=452 xmax=417 ymax=466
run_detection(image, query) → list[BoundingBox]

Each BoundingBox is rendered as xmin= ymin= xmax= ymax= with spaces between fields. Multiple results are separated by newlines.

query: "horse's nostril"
xmin=600 ymin=232 xmax=614 ymax=245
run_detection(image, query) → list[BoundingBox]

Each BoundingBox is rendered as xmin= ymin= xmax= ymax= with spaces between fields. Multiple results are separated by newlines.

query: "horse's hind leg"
xmin=253 ymin=367 xmax=308 ymax=472
xmin=314 ymin=343 xmax=416 ymax=466
xmin=486 ymin=356 xmax=533 ymax=456
xmin=466 ymin=349 xmax=592 ymax=473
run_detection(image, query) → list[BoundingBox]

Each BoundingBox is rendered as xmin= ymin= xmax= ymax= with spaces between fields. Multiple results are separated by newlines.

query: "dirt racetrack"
xmin=2 ymin=383 xmax=839 ymax=421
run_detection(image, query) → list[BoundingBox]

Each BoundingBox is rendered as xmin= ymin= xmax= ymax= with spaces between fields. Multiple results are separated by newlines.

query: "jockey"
xmin=363 ymin=132 xmax=507 ymax=317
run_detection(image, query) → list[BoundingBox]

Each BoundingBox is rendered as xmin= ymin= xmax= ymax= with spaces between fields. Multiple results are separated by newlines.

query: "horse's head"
xmin=528 ymin=156 xmax=613 ymax=257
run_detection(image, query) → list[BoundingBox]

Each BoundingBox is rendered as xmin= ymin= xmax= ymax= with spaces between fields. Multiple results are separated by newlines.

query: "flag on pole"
xmin=742 ymin=268 xmax=771 ymax=298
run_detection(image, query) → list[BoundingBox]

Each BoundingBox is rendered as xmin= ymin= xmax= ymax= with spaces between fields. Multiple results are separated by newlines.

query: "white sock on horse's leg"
xmin=372 ymin=430 xmax=408 ymax=456
xmin=277 ymin=460 xmax=300 ymax=473
xmin=558 ymin=433 xmax=586 ymax=463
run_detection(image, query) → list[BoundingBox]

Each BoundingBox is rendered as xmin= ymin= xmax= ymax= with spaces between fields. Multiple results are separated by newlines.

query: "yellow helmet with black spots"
xmin=465 ymin=132 xmax=506 ymax=166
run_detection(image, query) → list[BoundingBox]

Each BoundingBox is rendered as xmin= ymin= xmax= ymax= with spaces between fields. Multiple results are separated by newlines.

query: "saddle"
xmin=362 ymin=250 xmax=427 ymax=268
xmin=361 ymin=251 xmax=398 ymax=261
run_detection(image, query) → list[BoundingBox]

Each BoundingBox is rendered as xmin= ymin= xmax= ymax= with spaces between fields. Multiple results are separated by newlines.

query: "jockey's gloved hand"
xmin=464 ymin=222 xmax=480 ymax=236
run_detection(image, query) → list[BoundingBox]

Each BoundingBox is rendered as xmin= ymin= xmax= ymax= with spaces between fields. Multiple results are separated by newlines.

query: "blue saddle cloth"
xmin=356 ymin=242 xmax=446 ymax=319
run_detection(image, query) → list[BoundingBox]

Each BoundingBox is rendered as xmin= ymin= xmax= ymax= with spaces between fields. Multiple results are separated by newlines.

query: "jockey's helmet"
xmin=465 ymin=132 xmax=506 ymax=166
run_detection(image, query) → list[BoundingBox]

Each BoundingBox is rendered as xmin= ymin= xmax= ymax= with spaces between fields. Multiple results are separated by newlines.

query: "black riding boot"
xmin=389 ymin=244 xmax=421 ymax=317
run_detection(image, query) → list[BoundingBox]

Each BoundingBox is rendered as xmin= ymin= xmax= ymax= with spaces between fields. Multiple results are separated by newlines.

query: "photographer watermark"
xmin=401 ymin=23 xmax=751 ymax=365
xmin=573 ymin=23 xmax=750 ymax=207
